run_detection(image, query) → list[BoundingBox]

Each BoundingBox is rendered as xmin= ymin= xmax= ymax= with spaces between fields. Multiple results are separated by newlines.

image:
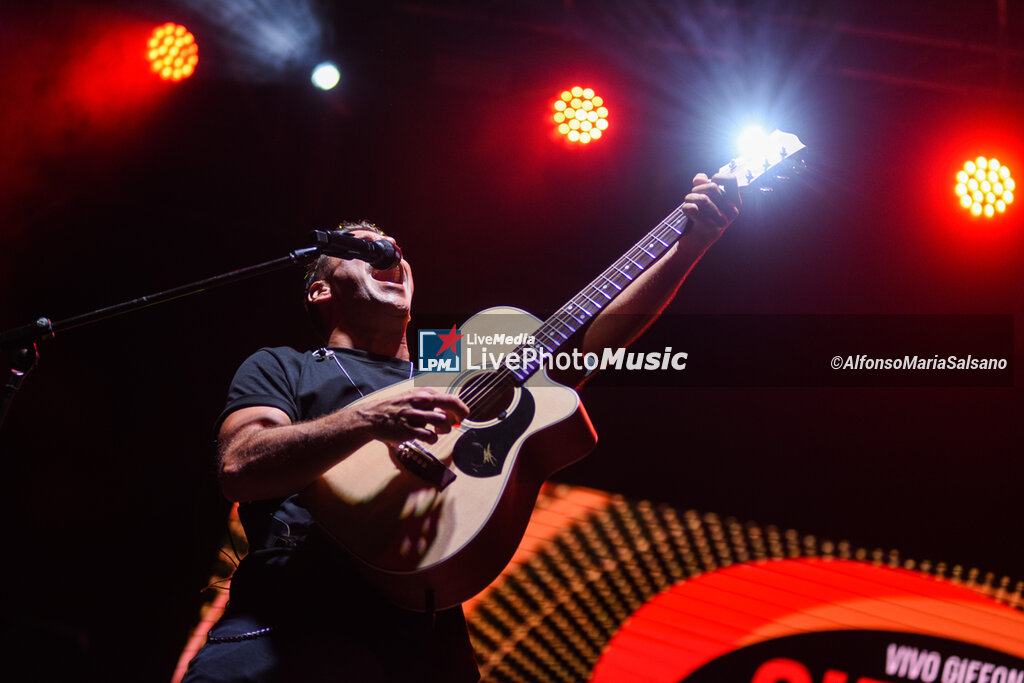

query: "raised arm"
xmin=576 ymin=173 xmax=739 ymax=382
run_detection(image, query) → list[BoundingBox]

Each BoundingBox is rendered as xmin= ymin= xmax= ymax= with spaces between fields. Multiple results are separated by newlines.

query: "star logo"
xmin=416 ymin=327 xmax=463 ymax=374
xmin=435 ymin=325 xmax=464 ymax=357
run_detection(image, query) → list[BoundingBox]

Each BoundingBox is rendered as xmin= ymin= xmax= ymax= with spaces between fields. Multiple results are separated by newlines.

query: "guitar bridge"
xmin=396 ymin=442 xmax=457 ymax=490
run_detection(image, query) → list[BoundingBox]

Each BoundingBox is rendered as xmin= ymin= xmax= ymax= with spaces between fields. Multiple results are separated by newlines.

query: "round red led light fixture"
xmin=552 ymin=86 xmax=608 ymax=144
xmin=147 ymin=22 xmax=198 ymax=82
xmin=955 ymin=156 xmax=1014 ymax=218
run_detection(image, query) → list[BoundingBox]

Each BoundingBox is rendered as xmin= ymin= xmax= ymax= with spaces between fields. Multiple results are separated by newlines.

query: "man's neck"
xmin=326 ymin=325 xmax=410 ymax=360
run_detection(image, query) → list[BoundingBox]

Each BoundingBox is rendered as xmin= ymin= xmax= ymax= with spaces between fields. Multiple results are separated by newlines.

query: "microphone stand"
xmin=0 ymin=243 xmax=326 ymax=430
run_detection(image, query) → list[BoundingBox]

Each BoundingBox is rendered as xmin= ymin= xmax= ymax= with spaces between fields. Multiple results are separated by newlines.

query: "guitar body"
xmin=300 ymin=306 xmax=598 ymax=611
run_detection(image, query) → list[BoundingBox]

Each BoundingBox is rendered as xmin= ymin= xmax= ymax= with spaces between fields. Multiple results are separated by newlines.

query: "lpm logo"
xmin=417 ymin=325 xmax=464 ymax=373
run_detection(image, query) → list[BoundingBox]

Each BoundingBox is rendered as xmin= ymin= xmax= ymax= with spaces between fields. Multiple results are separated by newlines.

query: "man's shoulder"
xmin=242 ymin=345 xmax=313 ymax=365
xmin=230 ymin=346 xmax=324 ymax=383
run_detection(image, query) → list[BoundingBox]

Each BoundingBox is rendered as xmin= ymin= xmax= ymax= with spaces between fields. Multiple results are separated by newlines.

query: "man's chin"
xmin=377 ymin=294 xmax=412 ymax=318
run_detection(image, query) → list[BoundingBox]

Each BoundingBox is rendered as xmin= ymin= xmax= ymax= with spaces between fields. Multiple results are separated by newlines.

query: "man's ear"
xmin=307 ymin=280 xmax=332 ymax=304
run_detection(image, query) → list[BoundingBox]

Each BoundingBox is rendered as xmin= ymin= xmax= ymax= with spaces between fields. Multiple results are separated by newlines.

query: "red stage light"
xmin=147 ymin=23 xmax=198 ymax=82
xmin=955 ymin=156 xmax=1014 ymax=218
xmin=553 ymin=86 xmax=608 ymax=144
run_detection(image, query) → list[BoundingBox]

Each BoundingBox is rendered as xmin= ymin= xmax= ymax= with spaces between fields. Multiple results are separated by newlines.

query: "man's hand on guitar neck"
xmin=682 ymin=172 xmax=741 ymax=246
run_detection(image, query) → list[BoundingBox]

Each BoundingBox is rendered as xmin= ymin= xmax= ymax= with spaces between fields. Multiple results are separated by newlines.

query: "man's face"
xmin=313 ymin=229 xmax=414 ymax=322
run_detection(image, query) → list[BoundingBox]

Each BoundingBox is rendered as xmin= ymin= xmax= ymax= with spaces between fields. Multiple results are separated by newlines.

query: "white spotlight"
xmin=737 ymin=125 xmax=769 ymax=157
xmin=311 ymin=62 xmax=340 ymax=90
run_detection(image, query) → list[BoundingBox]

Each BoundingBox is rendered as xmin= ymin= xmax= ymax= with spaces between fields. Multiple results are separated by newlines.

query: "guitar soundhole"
xmin=458 ymin=372 xmax=516 ymax=423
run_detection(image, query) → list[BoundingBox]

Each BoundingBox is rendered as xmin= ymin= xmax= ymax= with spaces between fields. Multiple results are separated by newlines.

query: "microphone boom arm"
xmin=0 ymin=242 xmax=329 ymax=429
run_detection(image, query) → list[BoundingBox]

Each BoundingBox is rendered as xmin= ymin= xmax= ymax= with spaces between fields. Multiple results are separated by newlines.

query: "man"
xmin=182 ymin=173 xmax=739 ymax=682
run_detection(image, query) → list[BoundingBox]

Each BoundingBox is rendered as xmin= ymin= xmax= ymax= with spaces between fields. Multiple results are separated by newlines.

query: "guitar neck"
xmin=521 ymin=204 xmax=693 ymax=367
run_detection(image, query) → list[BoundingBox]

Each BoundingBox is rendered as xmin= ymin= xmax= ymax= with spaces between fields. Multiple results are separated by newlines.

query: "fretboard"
xmin=505 ymin=203 xmax=693 ymax=383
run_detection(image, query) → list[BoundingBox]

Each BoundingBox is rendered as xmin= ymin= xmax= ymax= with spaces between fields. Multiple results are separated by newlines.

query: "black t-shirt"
xmin=218 ymin=346 xmax=413 ymax=556
xmin=210 ymin=346 xmax=479 ymax=681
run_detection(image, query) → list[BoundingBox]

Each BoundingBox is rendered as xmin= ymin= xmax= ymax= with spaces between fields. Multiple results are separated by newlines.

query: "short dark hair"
xmin=303 ymin=220 xmax=386 ymax=337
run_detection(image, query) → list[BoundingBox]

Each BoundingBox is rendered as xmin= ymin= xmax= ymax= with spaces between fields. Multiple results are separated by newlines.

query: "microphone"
xmin=311 ymin=230 xmax=402 ymax=270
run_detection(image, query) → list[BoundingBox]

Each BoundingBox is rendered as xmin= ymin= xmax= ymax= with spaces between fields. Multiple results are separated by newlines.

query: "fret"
xmin=531 ymin=343 xmax=554 ymax=360
xmin=531 ymin=332 xmax=553 ymax=349
xmin=633 ymin=249 xmax=654 ymax=264
xmin=578 ymin=291 xmax=602 ymax=308
xmin=599 ymin=275 xmax=624 ymax=291
xmin=622 ymin=255 xmax=643 ymax=270
xmin=593 ymin=286 xmax=613 ymax=301
xmin=569 ymin=299 xmax=594 ymax=316
xmin=610 ymin=264 xmax=634 ymax=281
xmin=556 ymin=314 xmax=580 ymax=332
xmin=547 ymin=326 xmax=570 ymax=342
xmin=564 ymin=307 xmax=585 ymax=325
xmin=565 ymin=305 xmax=589 ymax=325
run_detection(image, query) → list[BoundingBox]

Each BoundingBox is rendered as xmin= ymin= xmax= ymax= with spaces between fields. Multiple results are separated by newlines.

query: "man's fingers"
xmin=686 ymin=171 xmax=740 ymax=227
xmin=711 ymin=172 xmax=739 ymax=193
xmin=434 ymin=393 xmax=470 ymax=419
xmin=368 ymin=389 xmax=471 ymax=444
xmin=412 ymin=428 xmax=439 ymax=444
xmin=682 ymin=193 xmax=728 ymax=227
xmin=692 ymin=172 xmax=740 ymax=203
xmin=710 ymin=173 xmax=741 ymax=209
xmin=409 ymin=390 xmax=469 ymax=420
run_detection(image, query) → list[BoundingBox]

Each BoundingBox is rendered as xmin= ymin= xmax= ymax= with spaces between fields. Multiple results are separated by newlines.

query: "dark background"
xmin=0 ymin=1 xmax=1021 ymax=680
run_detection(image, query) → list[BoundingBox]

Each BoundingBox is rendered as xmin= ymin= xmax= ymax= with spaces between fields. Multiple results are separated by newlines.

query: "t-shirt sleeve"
xmin=216 ymin=348 xmax=300 ymax=432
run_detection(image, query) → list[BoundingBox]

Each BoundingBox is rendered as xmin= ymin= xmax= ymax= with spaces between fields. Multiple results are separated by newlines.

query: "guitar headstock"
xmin=718 ymin=129 xmax=806 ymax=193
